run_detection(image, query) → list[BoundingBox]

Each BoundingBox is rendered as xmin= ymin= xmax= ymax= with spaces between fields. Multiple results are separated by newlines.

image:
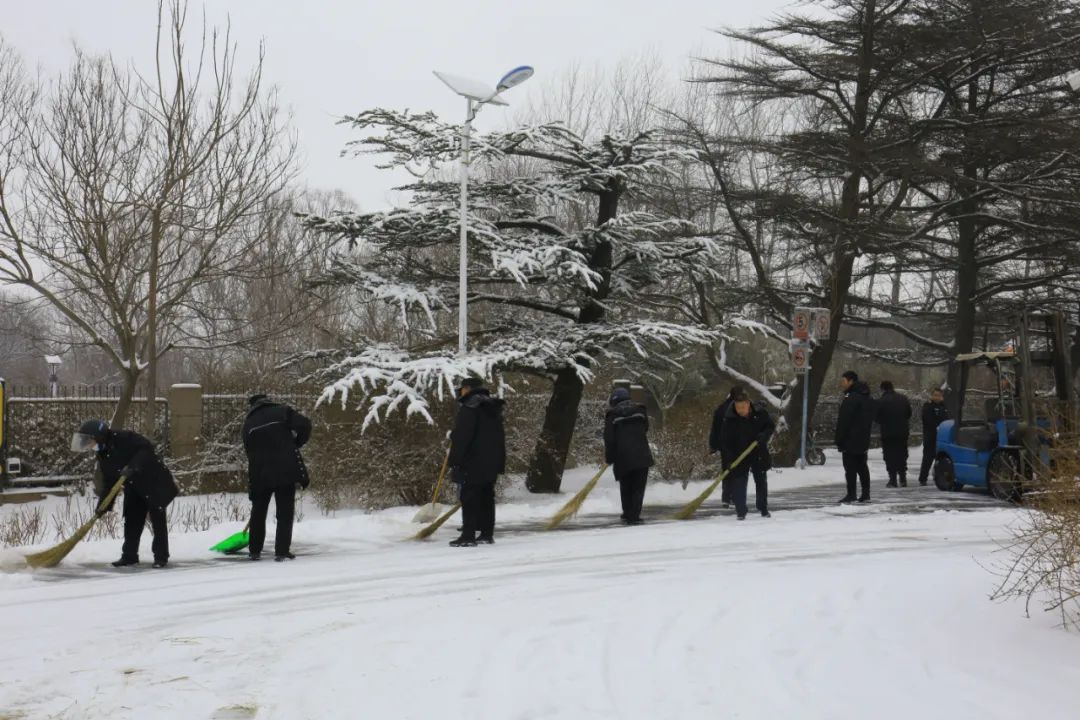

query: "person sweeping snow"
xmin=603 ymin=387 xmax=654 ymax=525
xmin=719 ymin=391 xmax=775 ymax=520
xmin=242 ymin=394 xmax=312 ymax=561
xmin=71 ymin=420 xmax=178 ymax=568
xmin=447 ymin=378 xmax=506 ymax=547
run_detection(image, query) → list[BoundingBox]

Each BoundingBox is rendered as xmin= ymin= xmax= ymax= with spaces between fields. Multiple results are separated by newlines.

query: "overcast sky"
xmin=3 ymin=0 xmax=791 ymax=210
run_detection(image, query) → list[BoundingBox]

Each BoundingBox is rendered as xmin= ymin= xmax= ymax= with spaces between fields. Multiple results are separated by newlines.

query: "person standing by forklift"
xmin=876 ymin=381 xmax=912 ymax=487
xmin=835 ymin=371 xmax=875 ymax=503
xmin=917 ymin=387 xmax=950 ymax=486
xmin=243 ymin=394 xmax=312 ymax=561
xmin=448 ymin=378 xmax=506 ymax=547
xmin=604 ymin=387 xmax=654 ymax=524
xmin=72 ymin=420 xmax=178 ymax=568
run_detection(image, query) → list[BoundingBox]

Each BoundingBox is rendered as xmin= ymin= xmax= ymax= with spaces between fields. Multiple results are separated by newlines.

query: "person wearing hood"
xmin=876 ymin=381 xmax=912 ymax=488
xmin=448 ymin=377 xmax=507 ymax=547
xmin=71 ymin=419 xmax=178 ymax=568
xmin=719 ymin=390 xmax=776 ymax=519
xmin=603 ymin=387 xmax=654 ymax=525
xmin=242 ymin=394 xmax=312 ymax=561
xmin=708 ymin=385 xmax=744 ymax=507
xmin=834 ymin=371 xmax=875 ymax=503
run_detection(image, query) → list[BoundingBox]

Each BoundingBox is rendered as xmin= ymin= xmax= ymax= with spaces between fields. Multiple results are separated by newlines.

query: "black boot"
xmin=885 ymin=473 xmax=898 ymax=488
xmin=899 ymin=475 xmax=908 ymax=488
xmin=838 ymin=495 xmax=855 ymax=504
xmin=111 ymin=556 xmax=138 ymax=568
xmin=152 ymin=559 xmax=168 ymax=569
xmin=477 ymin=535 xmax=495 ymax=544
xmin=857 ymin=495 xmax=871 ymax=503
xmin=449 ymin=537 xmax=477 ymax=547
xmin=275 ymin=552 xmax=296 ymax=562
xmin=249 ymin=552 xmax=261 ymax=561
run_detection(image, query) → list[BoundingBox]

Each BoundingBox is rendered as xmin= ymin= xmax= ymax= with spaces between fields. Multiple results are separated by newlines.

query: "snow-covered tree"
xmin=302 ymin=110 xmax=722 ymax=492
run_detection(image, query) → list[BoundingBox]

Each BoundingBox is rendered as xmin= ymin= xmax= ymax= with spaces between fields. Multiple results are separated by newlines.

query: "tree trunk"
xmin=771 ymin=0 xmax=876 ymax=465
xmin=525 ymin=188 xmax=619 ymax=492
xmin=111 ymin=371 xmax=139 ymax=428
xmin=144 ymin=209 xmax=162 ymax=439
xmin=525 ymin=367 xmax=586 ymax=493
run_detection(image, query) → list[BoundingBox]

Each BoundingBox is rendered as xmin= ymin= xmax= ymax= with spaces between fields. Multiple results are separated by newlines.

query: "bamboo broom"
xmin=24 ymin=475 xmax=127 ymax=568
xmin=672 ymin=442 xmax=758 ymax=520
xmin=545 ymin=465 xmax=609 ymax=530
xmin=411 ymin=502 xmax=462 ymax=541
xmin=412 ymin=446 xmax=452 ymax=523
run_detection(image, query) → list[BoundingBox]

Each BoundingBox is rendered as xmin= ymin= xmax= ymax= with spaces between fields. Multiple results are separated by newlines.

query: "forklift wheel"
xmin=987 ymin=450 xmax=1023 ymax=503
xmin=934 ymin=455 xmax=960 ymax=492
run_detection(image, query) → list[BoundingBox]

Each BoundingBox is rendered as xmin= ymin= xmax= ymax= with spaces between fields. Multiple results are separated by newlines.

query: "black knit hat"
xmin=842 ymin=371 xmax=859 ymax=382
xmin=458 ymin=377 xmax=484 ymax=391
xmin=248 ymin=393 xmax=269 ymax=406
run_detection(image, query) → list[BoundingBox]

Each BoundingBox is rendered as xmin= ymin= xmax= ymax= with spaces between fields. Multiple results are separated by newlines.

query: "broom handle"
xmin=714 ymin=441 xmax=758 ymax=487
xmin=429 ymin=445 xmax=451 ymax=506
xmin=95 ymin=475 xmax=127 ymax=516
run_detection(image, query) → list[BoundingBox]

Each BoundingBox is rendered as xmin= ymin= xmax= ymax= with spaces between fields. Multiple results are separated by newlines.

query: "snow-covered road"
xmin=1 ymin=461 xmax=1078 ymax=719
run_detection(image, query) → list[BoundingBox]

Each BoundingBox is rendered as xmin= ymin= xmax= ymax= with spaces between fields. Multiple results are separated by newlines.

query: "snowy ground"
xmin=1 ymin=450 xmax=1078 ymax=719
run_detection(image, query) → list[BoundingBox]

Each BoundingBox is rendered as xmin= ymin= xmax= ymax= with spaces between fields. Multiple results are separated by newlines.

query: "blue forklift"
xmin=933 ymin=312 xmax=1073 ymax=501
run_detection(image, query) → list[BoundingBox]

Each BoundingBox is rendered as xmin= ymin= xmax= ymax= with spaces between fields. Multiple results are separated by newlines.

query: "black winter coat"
xmin=835 ymin=381 xmax=876 ymax=454
xmin=876 ymin=390 xmax=912 ymax=441
xmin=922 ymin=401 xmax=951 ymax=446
xmin=96 ymin=430 xmax=177 ymax=512
xmin=449 ymin=389 xmax=506 ymax=484
xmin=720 ymin=403 xmax=775 ymax=473
xmin=708 ymin=399 xmax=733 ymax=454
xmin=604 ymin=400 xmax=654 ymax=478
xmin=242 ymin=400 xmax=312 ymax=493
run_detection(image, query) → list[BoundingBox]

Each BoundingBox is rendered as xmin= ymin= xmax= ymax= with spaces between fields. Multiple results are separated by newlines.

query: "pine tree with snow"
xmin=302 ymin=110 xmax=724 ymax=492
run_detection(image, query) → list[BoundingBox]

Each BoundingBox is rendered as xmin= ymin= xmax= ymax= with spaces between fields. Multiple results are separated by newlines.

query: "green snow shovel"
xmin=210 ymin=521 xmax=250 ymax=554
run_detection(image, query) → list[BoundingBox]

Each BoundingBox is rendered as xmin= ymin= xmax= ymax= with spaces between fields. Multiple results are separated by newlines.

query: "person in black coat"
xmin=242 ymin=394 xmax=312 ymax=561
xmin=708 ymin=385 xmax=743 ymax=506
xmin=876 ymin=381 xmax=913 ymax=488
xmin=834 ymin=371 xmax=876 ymax=503
xmin=918 ymin=387 xmax=951 ymax=486
xmin=72 ymin=419 xmax=178 ymax=568
xmin=604 ymin=387 xmax=654 ymax=525
xmin=719 ymin=391 xmax=776 ymax=519
xmin=448 ymin=378 xmax=507 ymax=547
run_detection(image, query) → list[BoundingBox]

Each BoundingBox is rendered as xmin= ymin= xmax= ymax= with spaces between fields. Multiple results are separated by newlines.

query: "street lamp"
xmin=434 ymin=65 xmax=534 ymax=355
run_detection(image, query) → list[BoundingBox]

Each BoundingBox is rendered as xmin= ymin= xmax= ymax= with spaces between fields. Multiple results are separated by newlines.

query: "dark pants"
xmin=882 ymin=438 xmax=909 ymax=481
xmin=460 ymin=481 xmax=496 ymax=540
xmin=617 ymin=468 xmax=648 ymax=521
xmin=121 ymin=491 xmax=169 ymax=562
xmin=730 ymin=464 xmax=768 ymax=517
xmin=842 ymin=452 xmax=871 ymax=499
xmin=720 ymin=474 xmax=732 ymax=504
xmin=918 ymin=442 xmax=936 ymax=483
xmin=250 ymin=485 xmax=295 ymax=556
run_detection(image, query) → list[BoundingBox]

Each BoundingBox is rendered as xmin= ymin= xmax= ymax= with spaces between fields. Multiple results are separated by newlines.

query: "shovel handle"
xmin=429 ymin=446 xmax=451 ymax=506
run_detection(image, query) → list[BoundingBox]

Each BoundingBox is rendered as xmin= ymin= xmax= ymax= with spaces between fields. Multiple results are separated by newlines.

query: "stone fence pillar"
xmin=168 ymin=383 xmax=202 ymax=460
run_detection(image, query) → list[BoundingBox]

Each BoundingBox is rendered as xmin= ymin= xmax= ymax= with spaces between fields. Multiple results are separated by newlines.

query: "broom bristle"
xmin=24 ymin=516 xmax=97 ymax=568
xmin=546 ymin=465 xmax=608 ymax=530
xmin=672 ymin=441 xmax=758 ymax=520
xmin=411 ymin=502 xmax=462 ymax=540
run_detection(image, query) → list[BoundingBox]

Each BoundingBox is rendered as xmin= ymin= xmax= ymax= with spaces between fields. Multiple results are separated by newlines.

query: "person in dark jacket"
xmin=719 ymin=391 xmax=776 ymax=519
xmin=448 ymin=378 xmax=506 ymax=547
xmin=708 ymin=385 xmax=743 ymax=506
xmin=834 ymin=371 xmax=875 ymax=503
xmin=918 ymin=388 xmax=951 ymax=486
xmin=72 ymin=419 xmax=178 ymax=568
xmin=604 ymin=387 xmax=654 ymax=525
xmin=876 ymin=381 xmax=913 ymax=488
xmin=242 ymin=394 xmax=312 ymax=561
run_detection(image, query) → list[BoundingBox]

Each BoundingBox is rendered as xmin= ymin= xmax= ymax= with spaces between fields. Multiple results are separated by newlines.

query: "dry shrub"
xmin=992 ymin=419 xmax=1080 ymax=628
xmin=651 ymin=395 xmax=717 ymax=483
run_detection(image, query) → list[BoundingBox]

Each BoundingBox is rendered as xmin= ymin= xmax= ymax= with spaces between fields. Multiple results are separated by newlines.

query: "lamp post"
xmin=434 ymin=65 xmax=534 ymax=355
